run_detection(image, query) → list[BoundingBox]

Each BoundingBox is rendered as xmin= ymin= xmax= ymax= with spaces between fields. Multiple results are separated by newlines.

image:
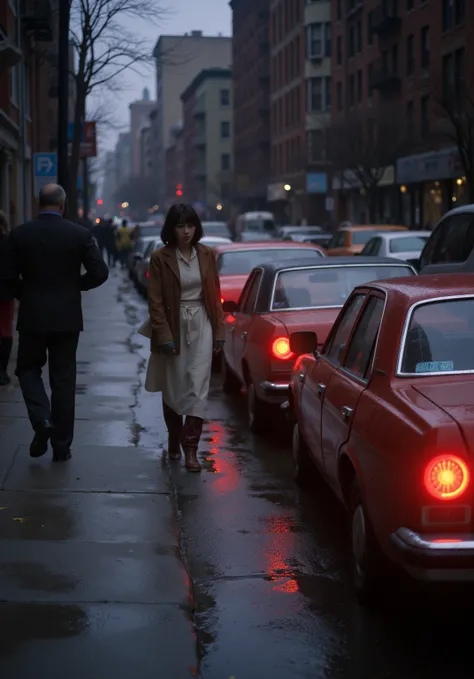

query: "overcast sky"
xmin=95 ymin=0 xmax=231 ymax=153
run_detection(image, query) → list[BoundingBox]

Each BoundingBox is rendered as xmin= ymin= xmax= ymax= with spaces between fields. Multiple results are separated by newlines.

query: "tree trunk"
xmin=364 ymin=187 xmax=378 ymax=224
xmin=66 ymin=83 xmax=86 ymax=221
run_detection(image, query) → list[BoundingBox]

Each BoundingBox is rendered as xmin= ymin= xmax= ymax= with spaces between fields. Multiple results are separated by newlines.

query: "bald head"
xmin=38 ymin=184 xmax=66 ymax=214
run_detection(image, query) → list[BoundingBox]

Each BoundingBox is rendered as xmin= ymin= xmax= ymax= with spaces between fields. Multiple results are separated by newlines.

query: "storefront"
xmin=332 ymin=167 xmax=397 ymax=224
xmin=396 ymin=148 xmax=467 ymax=229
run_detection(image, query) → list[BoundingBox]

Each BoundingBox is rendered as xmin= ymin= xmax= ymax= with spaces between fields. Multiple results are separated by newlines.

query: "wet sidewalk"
xmin=0 ymin=271 xmax=198 ymax=678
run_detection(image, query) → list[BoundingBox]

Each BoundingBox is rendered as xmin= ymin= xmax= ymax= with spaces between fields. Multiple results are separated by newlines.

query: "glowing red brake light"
xmin=146 ymin=271 xmax=149 ymax=279
xmin=271 ymin=336 xmax=293 ymax=360
xmin=221 ymin=297 xmax=224 ymax=304
xmin=424 ymin=455 xmax=470 ymax=501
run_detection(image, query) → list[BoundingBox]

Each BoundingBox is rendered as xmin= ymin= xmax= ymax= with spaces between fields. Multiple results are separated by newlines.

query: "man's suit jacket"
xmin=2 ymin=212 xmax=109 ymax=333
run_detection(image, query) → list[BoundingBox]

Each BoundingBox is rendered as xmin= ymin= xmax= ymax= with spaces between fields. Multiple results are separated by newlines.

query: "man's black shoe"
xmin=52 ymin=449 xmax=72 ymax=462
xmin=30 ymin=420 xmax=53 ymax=458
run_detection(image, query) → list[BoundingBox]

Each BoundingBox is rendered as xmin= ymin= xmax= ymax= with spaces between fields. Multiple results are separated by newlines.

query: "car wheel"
xmin=247 ymin=382 xmax=266 ymax=433
xmin=350 ymin=481 xmax=386 ymax=606
xmin=222 ymin=355 xmax=241 ymax=394
xmin=292 ymin=422 xmax=313 ymax=487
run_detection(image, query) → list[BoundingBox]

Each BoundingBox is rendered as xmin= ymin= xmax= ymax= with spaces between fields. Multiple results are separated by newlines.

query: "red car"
xmin=222 ymin=256 xmax=415 ymax=432
xmin=215 ymin=241 xmax=325 ymax=307
xmin=288 ymin=274 xmax=474 ymax=604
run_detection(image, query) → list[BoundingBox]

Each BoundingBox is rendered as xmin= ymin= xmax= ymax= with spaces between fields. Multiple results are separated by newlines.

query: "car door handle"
xmin=341 ymin=406 xmax=353 ymax=421
xmin=317 ymin=383 xmax=326 ymax=397
xmin=241 ymin=331 xmax=247 ymax=339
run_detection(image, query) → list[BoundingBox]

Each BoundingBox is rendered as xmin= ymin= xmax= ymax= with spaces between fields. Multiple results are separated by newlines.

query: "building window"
xmin=357 ymin=69 xmax=363 ymax=103
xmin=221 ymin=153 xmax=230 ymax=171
xmin=23 ymin=61 xmax=30 ymax=117
xmin=391 ymin=44 xmax=398 ymax=73
xmin=306 ymin=77 xmax=331 ymax=112
xmin=455 ymin=47 xmax=465 ymax=97
xmin=407 ymin=0 xmax=414 ymax=10
xmin=337 ymin=81 xmax=343 ymax=111
xmin=356 ymin=20 xmax=362 ymax=53
xmin=306 ymin=23 xmax=331 ymax=58
xmin=421 ymin=26 xmax=429 ymax=70
xmin=337 ymin=0 xmax=342 ymax=21
xmin=407 ymin=100 xmax=414 ymax=134
xmin=367 ymin=11 xmax=374 ymax=46
xmin=442 ymin=0 xmax=453 ymax=31
xmin=9 ymin=65 xmax=19 ymax=105
xmin=421 ymin=95 xmax=429 ymax=134
xmin=336 ymin=36 xmax=342 ymax=65
xmin=455 ymin=0 xmax=465 ymax=24
xmin=221 ymin=121 xmax=230 ymax=138
xmin=406 ymin=34 xmax=414 ymax=75
xmin=220 ymin=89 xmax=230 ymax=106
xmin=348 ymin=24 xmax=355 ymax=57
xmin=442 ymin=52 xmax=454 ymax=99
xmin=308 ymin=129 xmax=325 ymax=163
xmin=349 ymin=73 xmax=355 ymax=107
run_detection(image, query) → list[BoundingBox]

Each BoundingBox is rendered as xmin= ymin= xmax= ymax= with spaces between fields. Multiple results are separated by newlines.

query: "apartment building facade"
xmin=153 ymin=32 xmax=232 ymax=206
xmin=129 ymin=88 xmax=155 ymax=178
xmin=231 ymin=0 xmax=271 ymax=212
xmin=331 ymin=0 xmax=472 ymax=227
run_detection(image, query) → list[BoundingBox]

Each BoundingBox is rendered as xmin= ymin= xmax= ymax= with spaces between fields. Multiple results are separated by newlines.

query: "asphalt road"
xmin=125 ymin=273 xmax=474 ymax=679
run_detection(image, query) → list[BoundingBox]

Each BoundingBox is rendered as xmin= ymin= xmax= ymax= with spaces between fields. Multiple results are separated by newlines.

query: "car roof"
xmin=341 ymin=225 xmax=407 ymax=231
xmin=438 ymin=204 xmax=474 ymax=218
xmin=215 ymin=241 xmax=323 ymax=252
xmin=372 ymin=230 xmax=431 ymax=240
xmin=362 ymin=273 xmax=474 ymax=304
xmin=256 ymin=256 xmax=414 ymax=273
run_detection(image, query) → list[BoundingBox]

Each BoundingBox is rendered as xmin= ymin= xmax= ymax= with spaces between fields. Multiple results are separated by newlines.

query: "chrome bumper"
xmin=260 ymin=380 xmax=289 ymax=393
xmin=391 ymin=527 xmax=474 ymax=581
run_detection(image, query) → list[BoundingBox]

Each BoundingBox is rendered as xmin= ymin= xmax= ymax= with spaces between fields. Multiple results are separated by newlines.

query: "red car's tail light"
xmin=424 ymin=455 xmax=470 ymax=501
xmin=146 ymin=271 xmax=149 ymax=279
xmin=221 ymin=297 xmax=224 ymax=304
xmin=271 ymin=336 xmax=293 ymax=360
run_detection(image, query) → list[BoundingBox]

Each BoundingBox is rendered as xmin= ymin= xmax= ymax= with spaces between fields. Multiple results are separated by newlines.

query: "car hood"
xmin=412 ymin=382 xmax=474 ymax=446
xmin=219 ymin=274 xmax=249 ymax=302
xmin=270 ymin=308 xmax=341 ymax=347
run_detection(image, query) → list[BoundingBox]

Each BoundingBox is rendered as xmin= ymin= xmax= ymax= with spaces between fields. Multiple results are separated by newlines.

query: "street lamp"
xmin=216 ymin=203 xmax=223 ymax=211
xmin=284 ymin=184 xmax=291 ymax=192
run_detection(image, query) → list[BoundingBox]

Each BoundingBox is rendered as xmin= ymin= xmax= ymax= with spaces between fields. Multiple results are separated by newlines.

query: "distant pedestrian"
xmin=0 ymin=210 xmax=15 ymax=386
xmin=140 ymin=203 xmax=224 ymax=472
xmin=116 ymin=219 xmax=133 ymax=269
xmin=1 ymin=184 xmax=109 ymax=461
xmin=103 ymin=218 xmax=118 ymax=267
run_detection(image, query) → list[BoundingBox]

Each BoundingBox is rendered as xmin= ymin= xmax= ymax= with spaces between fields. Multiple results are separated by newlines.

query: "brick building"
xmin=331 ymin=0 xmax=472 ymax=227
xmin=268 ymin=0 xmax=332 ymax=224
xmin=230 ymin=0 xmax=271 ymax=212
xmin=1 ymin=0 xmax=58 ymax=224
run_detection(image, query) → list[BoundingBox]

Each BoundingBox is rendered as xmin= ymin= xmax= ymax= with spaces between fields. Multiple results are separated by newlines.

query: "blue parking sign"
xmin=34 ymin=153 xmax=57 ymax=177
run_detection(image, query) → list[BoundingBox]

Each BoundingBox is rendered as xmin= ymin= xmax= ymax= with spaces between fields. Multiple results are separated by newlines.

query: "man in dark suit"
xmin=2 ymin=183 xmax=109 ymax=461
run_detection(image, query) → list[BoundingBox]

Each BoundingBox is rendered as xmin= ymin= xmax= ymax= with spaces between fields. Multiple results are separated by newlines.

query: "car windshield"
xmin=203 ymin=222 xmax=230 ymax=237
xmin=389 ymin=236 xmax=428 ymax=253
xmin=400 ymin=298 xmax=474 ymax=374
xmin=217 ymin=248 xmax=322 ymax=275
xmin=271 ymin=265 xmax=414 ymax=310
xmin=351 ymin=231 xmax=380 ymax=245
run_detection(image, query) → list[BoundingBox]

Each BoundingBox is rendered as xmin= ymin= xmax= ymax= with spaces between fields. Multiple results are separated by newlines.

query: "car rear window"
xmin=389 ymin=236 xmax=428 ymax=253
xmin=271 ymin=265 xmax=414 ymax=310
xmin=400 ymin=298 xmax=474 ymax=374
xmin=351 ymin=231 xmax=380 ymax=245
xmin=217 ymin=248 xmax=322 ymax=275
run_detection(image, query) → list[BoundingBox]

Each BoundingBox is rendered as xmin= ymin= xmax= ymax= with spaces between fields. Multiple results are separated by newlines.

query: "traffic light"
xmin=97 ymin=198 xmax=103 ymax=205
xmin=176 ymin=183 xmax=183 ymax=197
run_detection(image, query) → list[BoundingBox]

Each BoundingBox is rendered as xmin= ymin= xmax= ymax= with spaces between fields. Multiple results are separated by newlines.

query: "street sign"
xmin=325 ymin=196 xmax=334 ymax=212
xmin=33 ymin=152 xmax=57 ymax=196
xmin=68 ymin=121 xmax=97 ymax=158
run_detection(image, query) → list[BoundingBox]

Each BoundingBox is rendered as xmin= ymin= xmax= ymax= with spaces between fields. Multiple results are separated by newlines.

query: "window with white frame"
xmin=306 ymin=77 xmax=331 ymax=113
xmin=306 ymin=23 xmax=331 ymax=59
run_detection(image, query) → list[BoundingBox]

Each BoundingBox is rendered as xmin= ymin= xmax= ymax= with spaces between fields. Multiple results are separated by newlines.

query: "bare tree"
xmin=433 ymin=83 xmax=474 ymax=201
xmin=326 ymin=108 xmax=410 ymax=222
xmin=67 ymin=0 xmax=167 ymax=219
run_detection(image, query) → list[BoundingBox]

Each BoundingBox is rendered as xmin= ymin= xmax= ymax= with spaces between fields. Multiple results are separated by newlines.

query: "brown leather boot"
xmin=181 ymin=416 xmax=203 ymax=472
xmin=162 ymin=401 xmax=183 ymax=460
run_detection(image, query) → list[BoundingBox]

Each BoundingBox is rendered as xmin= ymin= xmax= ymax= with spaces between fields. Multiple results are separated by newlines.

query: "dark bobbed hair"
xmin=161 ymin=203 xmax=203 ymax=246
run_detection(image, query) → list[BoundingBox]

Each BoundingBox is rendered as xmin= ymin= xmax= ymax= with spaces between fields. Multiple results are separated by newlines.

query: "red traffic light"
xmin=97 ymin=199 xmax=103 ymax=205
xmin=176 ymin=189 xmax=183 ymax=196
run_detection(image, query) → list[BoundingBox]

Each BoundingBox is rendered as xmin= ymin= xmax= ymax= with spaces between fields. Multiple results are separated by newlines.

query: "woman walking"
xmin=144 ymin=203 xmax=224 ymax=472
xmin=0 ymin=211 xmax=15 ymax=385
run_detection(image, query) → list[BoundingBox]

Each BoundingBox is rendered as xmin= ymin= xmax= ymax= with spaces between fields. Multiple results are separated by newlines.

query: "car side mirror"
xmin=290 ymin=331 xmax=318 ymax=355
xmin=222 ymin=300 xmax=238 ymax=313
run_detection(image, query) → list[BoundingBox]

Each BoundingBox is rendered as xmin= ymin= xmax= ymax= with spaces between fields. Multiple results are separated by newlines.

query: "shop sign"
xmin=306 ymin=172 xmax=327 ymax=194
xmin=396 ymin=148 xmax=462 ymax=184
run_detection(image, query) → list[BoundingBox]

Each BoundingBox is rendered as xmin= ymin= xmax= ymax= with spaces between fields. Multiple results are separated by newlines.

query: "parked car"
xmin=202 ymin=221 xmax=232 ymax=240
xmin=360 ymin=231 xmax=430 ymax=261
xmin=221 ymin=257 xmax=416 ymax=432
xmin=277 ymin=225 xmax=323 ymax=238
xmin=287 ymin=274 xmax=474 ymax=604
xmin=327 ymin=225 xmax=408 ymax=256
xmin=411 ymin=205 xmax=474 ymax=274
xmin=128 ymin=235 xmax=157 ymax=281
xmin=216 ymin=241 xmax=325 ymax=306
xmin=283 ymin=232 xmax=333 ymax=249
xmin=201 ymin=235 xmax=233 ymax=248
xmin=135 ymin=238 xmax=164 ymax=297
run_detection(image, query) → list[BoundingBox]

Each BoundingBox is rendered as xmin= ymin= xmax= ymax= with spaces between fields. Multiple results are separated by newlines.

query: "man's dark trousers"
xmin=17 ymin=332 xmax=80 ymax=450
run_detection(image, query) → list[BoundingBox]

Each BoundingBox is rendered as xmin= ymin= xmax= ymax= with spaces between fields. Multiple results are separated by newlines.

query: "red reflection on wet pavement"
xmin=264 ymin=515 xmax=300 ymax=594
xmin=206 ymin=422 xmax=241 ymax=495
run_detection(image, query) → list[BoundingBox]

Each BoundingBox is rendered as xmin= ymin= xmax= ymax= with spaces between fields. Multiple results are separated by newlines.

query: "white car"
xmin=200 ymin=235 xmax=233 ymax=247
xmin=360 ymin=230 xmax=430 ymax=261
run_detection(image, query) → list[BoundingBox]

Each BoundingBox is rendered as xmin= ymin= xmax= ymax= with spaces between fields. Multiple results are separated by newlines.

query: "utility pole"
xmin=57 ymin=0 xmax=71 ymax=192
